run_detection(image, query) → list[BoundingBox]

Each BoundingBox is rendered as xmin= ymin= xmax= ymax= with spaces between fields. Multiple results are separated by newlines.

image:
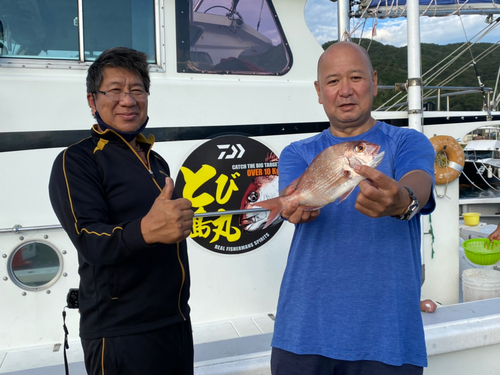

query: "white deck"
xmin=2 ymin=298 xmax=500 ymax=375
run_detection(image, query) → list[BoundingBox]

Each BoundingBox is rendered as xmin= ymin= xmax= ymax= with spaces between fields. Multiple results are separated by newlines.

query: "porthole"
xmin=7 ymin=240 xmax=63 ymax=291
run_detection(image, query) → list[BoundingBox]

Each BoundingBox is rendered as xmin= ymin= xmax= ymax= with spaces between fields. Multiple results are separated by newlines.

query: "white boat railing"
xmin=0 ymin=224 xmax=62 ymax=234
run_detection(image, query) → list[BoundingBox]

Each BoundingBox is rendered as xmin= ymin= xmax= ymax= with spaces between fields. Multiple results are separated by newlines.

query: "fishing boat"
xmin=457 ymin=127 xmax=500 ymax=224
xmin=460 ymin=138 xmax=500 ymax=194
xmin=1 ymin=0 xmax=500 ymax=374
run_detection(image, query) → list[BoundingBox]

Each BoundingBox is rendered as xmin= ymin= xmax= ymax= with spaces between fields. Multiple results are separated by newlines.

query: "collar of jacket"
xmin=91 ymin=125 xmax=155 ymax=148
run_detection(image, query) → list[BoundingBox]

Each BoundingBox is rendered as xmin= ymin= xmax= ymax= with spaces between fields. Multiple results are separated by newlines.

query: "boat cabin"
xmin=464 ymin=140 xmax=500 ymax=160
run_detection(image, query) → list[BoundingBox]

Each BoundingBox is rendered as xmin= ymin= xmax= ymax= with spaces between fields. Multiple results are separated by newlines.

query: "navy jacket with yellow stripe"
xmin=49 ymin=126 xmax=190 ymax=339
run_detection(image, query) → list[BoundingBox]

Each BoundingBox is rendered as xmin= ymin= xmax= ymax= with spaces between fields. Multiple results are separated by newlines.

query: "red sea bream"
xmin=252 ymin=140 xmax=384 ymax=228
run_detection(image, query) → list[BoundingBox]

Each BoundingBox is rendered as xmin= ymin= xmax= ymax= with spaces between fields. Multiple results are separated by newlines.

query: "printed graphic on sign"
xmin=175 ymin=136 xmax=283 ymax=254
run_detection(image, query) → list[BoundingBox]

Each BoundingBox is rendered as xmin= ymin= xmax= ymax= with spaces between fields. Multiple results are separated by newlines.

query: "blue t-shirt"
xmin=271 ymin=121 xmax=436 ymax=367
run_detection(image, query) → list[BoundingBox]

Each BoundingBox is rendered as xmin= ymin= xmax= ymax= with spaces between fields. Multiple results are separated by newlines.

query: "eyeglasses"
xmin=95 ymin=89 xmax=150 ymax=102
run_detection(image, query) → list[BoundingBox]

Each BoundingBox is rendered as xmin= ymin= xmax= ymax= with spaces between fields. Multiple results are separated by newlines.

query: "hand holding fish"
xmin=353 ymin=165 xmax=410 ymax=218
xmin=279 ymin=196 xmax=321 ymax=225
xmin=354 ymin=166 xmax=432 ymax=218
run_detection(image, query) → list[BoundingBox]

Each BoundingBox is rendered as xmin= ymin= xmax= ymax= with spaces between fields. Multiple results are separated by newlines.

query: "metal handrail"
xmin=0 ymin=224 xmax=62 ymax=234
xmin=378 ymin=85 xmax=493 ymax=91
xmin=377 ymin=87 xmax=493 ymax=111
xmin=0 ymin=208 xmax=270 ymax=234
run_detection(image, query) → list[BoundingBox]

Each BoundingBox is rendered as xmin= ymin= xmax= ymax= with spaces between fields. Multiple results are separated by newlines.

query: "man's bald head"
xmin=317 ymin=42 xmax=374 ymax=81
xmin=313 ymin=41 xmax=378 ymax=137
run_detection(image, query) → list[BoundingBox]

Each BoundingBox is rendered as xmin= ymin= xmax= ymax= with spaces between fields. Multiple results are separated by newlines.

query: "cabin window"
xmin=8 ymin=241 xmax=63 ymax=291
xmin=176 ymin=0 xmax=292 ymax=75
xmin=0 ymin=0 xmax=155 ymax=62
xmin=464 ymin=150 xmax=494 ymax=161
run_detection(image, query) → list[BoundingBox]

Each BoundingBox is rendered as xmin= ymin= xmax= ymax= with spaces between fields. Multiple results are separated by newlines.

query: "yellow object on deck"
xmin=462 ymin=212 xmax=480 ymax=226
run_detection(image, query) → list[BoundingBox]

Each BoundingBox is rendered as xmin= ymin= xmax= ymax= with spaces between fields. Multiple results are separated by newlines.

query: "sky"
xmin=304 ymin=0 xmax=500 ymax=47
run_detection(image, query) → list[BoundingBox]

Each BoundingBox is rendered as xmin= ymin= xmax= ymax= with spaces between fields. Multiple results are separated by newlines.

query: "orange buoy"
xmin=430 ymin=135 xmax=465 ymax=185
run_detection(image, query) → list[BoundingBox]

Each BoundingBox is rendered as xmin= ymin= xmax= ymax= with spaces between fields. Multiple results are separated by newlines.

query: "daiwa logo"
xmin=217 ymin=144 xmax=245 ymax=159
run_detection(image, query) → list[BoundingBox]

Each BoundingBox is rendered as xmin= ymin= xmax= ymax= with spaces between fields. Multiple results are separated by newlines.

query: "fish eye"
xmin=247 ymin=191 xmax=259 ymax=203
xmin=356 ymin=144 xmax=366 ymax=153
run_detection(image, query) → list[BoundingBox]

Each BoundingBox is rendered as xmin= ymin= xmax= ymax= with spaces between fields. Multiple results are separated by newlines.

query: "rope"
xmin=434 ymin=146 xmax=451 ymax=199
xmin=458 ymin=10 xmax=490 ymax=112
xmin=351 ymin=0 xmax=375 ymax=34
xmin=435 ymin=150 xmax=449 ymax=168
xmin=450 ymin=0 xmax=472 ymax=16
xmin=479 ymin=159 xmax=500 ymax=183
xmin=493 ymin=62 xmax=500 ymax=108
xmin=372 ymin=14 xmax=500 ymax=111
xmin=377 ymin=91 xmax=407 ymax=111
xmin=256 ymin=0 xmax=265 ymax=31
xmin=429 ymin=214 xmax=435 ymax=258
xmin=423 ymin=41 xmax=500 ymax=100
xmin=356 ymin=18 xmax=368 ymax=44
xmin=422 ymin=22 xmax=500 ymax=94
xmin=471 ymin=159 xmax=499 ymax=191
xmin=434 ymin=182 xmax=450 ymax=199
xmin=421 ymin=0 xmax=438 ymax=17
xmin=461 ymin=164 xmax=486 ymax=191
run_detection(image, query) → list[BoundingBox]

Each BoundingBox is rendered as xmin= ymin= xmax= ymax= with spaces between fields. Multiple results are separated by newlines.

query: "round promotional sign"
xmin=175 ymin=135 xmax=283 ymax=254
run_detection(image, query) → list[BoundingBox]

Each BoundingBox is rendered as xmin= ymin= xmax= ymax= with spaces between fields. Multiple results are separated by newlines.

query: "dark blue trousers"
xmin=271 ymin=347 xmax=424 ymax=375
xmin=81 ymin=319 xmax=193 ymax=375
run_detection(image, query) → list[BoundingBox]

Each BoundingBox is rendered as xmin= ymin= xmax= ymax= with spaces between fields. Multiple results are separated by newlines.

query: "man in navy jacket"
xmin=49 ymin=47 xmax=194 ymax=375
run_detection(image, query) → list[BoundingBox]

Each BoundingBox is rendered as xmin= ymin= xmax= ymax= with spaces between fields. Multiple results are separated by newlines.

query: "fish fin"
xmin=338 ymin=186 xmax=356 ymax=203
xmin=331 ymin=171 xmax=351 ymax=188
xmin=333 ymin=170 xmax=356 ymax=203
xmin=281 ymin=178 xmax=300 ymax=196
xmin=252 ymin=198 xmax=285 ymax=229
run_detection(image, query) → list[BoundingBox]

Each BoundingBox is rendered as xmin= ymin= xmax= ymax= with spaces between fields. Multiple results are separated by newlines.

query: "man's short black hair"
xmin=86 ymin=47 xmax=150 ymax=93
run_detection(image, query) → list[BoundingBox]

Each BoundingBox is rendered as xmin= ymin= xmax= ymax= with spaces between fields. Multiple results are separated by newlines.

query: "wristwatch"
xmin=392 ymin=186 xmax=420 ymax=221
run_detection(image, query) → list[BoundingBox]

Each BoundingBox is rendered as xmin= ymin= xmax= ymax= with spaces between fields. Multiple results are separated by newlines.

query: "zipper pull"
xmin=149 ymin=169 xmax=155 ymax=177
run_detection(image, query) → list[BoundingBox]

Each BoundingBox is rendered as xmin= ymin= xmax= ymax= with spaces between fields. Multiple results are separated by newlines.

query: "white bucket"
xmin=462 ymin=268 xmax=500 ymax=302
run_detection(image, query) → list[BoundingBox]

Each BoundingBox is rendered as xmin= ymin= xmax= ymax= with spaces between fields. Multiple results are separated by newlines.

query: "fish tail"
xmin=252 ymin=198 xmax=284 ymax=229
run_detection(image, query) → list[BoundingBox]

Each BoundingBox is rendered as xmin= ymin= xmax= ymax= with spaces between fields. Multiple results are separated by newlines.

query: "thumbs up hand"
xmin=141 ymin=177 xmax=193 ymax=244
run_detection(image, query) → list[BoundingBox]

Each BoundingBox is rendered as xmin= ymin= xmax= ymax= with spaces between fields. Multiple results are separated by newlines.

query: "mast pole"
xmin=407 ymin=0 xmax=423 ymax=132
xmin=406 ymin=0 xmax=426 ymax=283
xmin=337 ymin=0 xmax=350 ymax=41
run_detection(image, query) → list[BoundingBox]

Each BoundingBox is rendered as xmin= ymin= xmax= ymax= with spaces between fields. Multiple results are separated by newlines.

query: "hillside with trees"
xmin=322 ymin=39 xmax=500 ymax=111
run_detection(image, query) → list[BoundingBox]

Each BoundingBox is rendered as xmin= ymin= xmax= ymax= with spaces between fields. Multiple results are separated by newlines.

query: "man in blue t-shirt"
xmin=270 ymin=42 xmax=435 ymax=375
